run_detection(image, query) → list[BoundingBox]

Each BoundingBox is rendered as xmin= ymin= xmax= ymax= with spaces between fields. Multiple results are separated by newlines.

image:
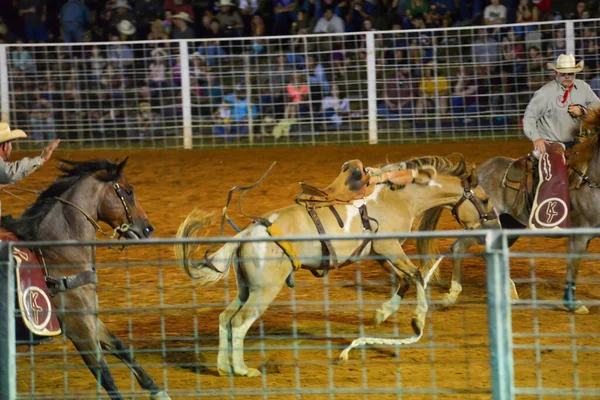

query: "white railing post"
xmin=365 ymin=32 xmax=378 ymax=145
xmin=485 ymin=230 xmax=515 ymax=400
xmin=244 ymin=53 xmax=253 ymax=145
xmin=179 ymin=41 xmax=193 ymax=150
xmin=0 ymin=45 xmax=10 ymax=123
xmin=0 ymin=242 xmax=16 ymax=399
xmin=565 ymin=20 xmax=575 ymax=55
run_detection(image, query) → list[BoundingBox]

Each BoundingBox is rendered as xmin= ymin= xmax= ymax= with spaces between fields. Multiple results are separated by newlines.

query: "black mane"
xmin=2 ymin=159 xmax=125 ymax=241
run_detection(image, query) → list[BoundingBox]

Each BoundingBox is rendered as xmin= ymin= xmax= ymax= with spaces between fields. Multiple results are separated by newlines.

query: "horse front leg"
xmin=61 ymin=314 xmax=123 ymax=400
xmin=96 ymin=319 xmax=170 ymax=399
xmin=374 ymin=259 xmax=410 ymax=326
xmin=443 ymin=236 xmax=477 ymax=307
xmin=563 ymin=235 xmax=591 ymax=314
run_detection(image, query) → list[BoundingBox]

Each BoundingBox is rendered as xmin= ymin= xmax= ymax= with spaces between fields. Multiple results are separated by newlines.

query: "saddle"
xmin=0 ymin=229 xmax=62 ymax=343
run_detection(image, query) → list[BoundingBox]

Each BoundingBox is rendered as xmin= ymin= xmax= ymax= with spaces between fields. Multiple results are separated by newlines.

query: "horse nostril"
xmin=144 ymin=225 xmax=155 ymax=237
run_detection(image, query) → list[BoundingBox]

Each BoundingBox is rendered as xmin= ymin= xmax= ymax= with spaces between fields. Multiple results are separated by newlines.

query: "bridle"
xmin=55 ymin=181 xmax=133 ymax=239
xmin=450 ymin=177 xmax=499 ymax=230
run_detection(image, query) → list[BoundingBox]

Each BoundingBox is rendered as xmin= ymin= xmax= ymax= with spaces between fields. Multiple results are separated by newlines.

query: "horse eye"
xmin=126 ymin=188 xmax=134 ymax=197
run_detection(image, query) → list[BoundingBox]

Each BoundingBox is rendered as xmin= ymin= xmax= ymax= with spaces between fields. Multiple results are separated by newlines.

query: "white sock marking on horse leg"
xmin=376 ymin=293 xmax=403 ymax=324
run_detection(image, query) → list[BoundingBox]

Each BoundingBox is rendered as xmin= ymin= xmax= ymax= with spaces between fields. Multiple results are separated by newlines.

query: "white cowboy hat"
xmin=151 ymin=48 xmax=167 ymax=58
xmin=216 ymin=0 xmax=236 ymax=7
xmin=111 ymin=0 xmax=132 ymax=9
xmin=171 ymin=12 xmax=193 ymax=23
xmin=547 ymin=54 xmax=584 ymax=73
xmin=117 ymin=19 xmax=136 ymax=35
xmin=0 ymin=122 xmax=27 ymax=144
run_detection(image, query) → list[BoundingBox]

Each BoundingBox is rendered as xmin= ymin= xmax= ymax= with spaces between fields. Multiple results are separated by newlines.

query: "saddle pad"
xmin=502 ymin=157 xmax=531 ymax=189
xmin=1 ymin=230 xmax=61 ymax=337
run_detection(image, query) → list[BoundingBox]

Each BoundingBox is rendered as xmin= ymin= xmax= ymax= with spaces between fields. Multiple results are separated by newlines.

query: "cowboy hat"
xmin=111 ymin=0 xmax=132 ymax=9
xmin=547 ymin=54 xmax=584 ymax=73
xmin=0 ymin=122 xmax=27 ymax=144
xmin=216 ymin=0 xmax=236 ymax=7
xmin=171 ymin=12 xmax=193 ymax=23
xmin=151 ymin=47 xmax=167 ymax=58
xmin=117 ymin=19 xmax=136 ymax=35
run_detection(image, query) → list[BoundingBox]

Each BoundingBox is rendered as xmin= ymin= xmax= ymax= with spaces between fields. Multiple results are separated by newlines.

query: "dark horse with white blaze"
xmin=1 ymin=159 xmax=170 ymax=399
xmin=422 ymin=107 xmax=600 ymax=315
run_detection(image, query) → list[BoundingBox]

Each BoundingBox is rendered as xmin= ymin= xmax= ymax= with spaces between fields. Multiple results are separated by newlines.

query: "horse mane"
xmin=381 ymin=153 xmax=469 ymax=184
xmin=2 ymin=159 xmax=125 ymax=241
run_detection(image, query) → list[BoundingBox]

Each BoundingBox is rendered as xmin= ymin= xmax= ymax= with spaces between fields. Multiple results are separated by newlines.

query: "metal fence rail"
xmin=0 ymin=230 xmax=599 ymax=399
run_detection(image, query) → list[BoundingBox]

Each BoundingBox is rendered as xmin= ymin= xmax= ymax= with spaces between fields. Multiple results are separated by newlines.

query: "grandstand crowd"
xmin=1 ymin=0 xmax=599 ymax=140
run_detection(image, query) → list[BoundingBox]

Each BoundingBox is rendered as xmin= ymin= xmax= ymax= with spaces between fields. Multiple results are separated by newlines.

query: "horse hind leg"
xmin=95 ymin=319 xmax=170 ymax=399
xmin=229 ymin=279 xmax=287 ymax=377
xmin=374 ymin=260 xmax=410 ymax=326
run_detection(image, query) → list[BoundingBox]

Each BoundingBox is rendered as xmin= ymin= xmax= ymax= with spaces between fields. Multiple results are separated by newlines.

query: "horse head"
xmin=92 ymin=157 xmax=154 ymax=239
xmin=450 ymin=165 xmax=499 ymax=230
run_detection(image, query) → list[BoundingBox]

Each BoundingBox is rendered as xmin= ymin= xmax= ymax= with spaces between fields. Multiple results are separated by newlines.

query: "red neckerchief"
xmin=562 ymin=83 xmax=574 ymax=104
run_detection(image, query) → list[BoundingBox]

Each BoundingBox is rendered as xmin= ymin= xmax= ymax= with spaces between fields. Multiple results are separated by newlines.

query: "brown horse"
xmin=421 ymin=108 xmax=600 ymax=315
xmin=2 ymin=159 xmax=170 ymax=399
xmin=174 ymin=155 xmax=496 ymax=376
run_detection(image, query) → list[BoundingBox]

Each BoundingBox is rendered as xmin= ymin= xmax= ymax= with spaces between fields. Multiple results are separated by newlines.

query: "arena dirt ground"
xmin=5 ymin=140 xmax=600 ymax=400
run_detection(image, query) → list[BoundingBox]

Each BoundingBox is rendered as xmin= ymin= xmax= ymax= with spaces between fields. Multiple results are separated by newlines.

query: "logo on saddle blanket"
xmin=529 ymin=148 xmax=571 ymax=229
xmin=1 ymin=230 xmax=61 ymax=337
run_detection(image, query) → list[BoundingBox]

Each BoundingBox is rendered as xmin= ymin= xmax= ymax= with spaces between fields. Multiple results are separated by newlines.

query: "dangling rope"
xmin=338 ymin=240 xmax=458 ymax=361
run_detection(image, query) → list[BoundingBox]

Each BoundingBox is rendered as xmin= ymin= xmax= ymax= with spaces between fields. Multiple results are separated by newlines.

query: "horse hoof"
xmin=150 ymin=390 xmax=172 ymax=400
xmin=373 ymin=310 xmax=387 ymax=326
xmin=574 ymin=305 xmax=590 ymax=315
xmin=239 ymin=367 xmax=262 ymax=377
xmin=442 ymin=294 xmax=455 ymax=308
xmin=217 ymin=367 xmax=232 ymax=376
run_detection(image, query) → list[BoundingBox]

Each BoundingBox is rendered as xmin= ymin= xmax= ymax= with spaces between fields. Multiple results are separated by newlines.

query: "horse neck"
xmin=409 ymin=175 xmax=466 ymax=215
xmin=587 ymin=142 xmax=600 ymax=182
xmin=37 ymin=177 xmax=106 ymax=269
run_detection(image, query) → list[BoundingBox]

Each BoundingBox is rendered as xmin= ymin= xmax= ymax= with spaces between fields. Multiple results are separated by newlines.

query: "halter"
xmin=450 ymin=178 xmax=499 ymax=230
xmin=54 ymin=181 xmax=133 ymax=240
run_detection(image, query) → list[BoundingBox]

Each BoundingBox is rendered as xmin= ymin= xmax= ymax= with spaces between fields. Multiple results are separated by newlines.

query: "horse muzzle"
xmin=125 ymin=223 xmax=155 ymax=239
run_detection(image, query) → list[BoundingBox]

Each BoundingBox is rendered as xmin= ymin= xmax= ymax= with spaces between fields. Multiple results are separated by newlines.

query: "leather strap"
xmin=329 ymin=205 xmax=345 ymax=228
xmin=45 ymin=270 xmax=98 ymax=297
xmin=307 ymin=208 xmax=338 ymax=278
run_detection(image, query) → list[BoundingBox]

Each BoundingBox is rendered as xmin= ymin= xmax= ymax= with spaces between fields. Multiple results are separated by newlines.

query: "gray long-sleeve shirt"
xmin=523 ymin=79 xmax=600 ymax=142
xmin=0 ymin=156 xmax=43 ymax=184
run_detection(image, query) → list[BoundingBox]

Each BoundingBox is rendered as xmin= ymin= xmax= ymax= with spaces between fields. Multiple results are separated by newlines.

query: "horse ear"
xmin=468 ymin=164 xmax=478 ymax=187
xmin=115 ymin=157 xmax=129 ymax=178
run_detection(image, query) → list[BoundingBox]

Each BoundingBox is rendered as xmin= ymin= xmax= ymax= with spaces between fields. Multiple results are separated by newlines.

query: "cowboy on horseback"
xmin=0 ymin=122 xmax=60 ymax=185
xmin=523 ymin=54 xmax=600 ymax=229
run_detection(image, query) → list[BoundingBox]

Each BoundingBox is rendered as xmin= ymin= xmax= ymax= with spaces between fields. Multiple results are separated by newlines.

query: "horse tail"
xmin=415 ymin=207 xmax=444 ymax=283
xmin=174 ymin=208 xmax=238 ymax=285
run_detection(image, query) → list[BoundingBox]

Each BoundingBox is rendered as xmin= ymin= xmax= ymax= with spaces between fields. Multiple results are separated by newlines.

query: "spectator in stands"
xmin=501 ymin=29 xmax=525 ymax=72
xmin=147 ymin=19 xmax=169 ymax=40
xmin=11 ymin=42 xmax=36 ymax=74
xmin=273 ymin=0 xmax=297 ymax=35
xmin=216 ymin=0 xmax=244 ymax=38
xmin=306 ymin=54 xmax=330 ymax=102
xmin=378 ymin=68 xmax=413 ymax=119
xmin=59 ymin=0 xmax=90 ymax=43
xmin=171 ymin=12 xmax=195 ymax=39
xmin=574 ymin=1 xmax=587 ymax=19
xmin=29 ymin=92 xmax=56 ymax=141
xmin=148 ymin=48 xmax=169 ymax=88
xmin=134 ymin=0 xmax=161 ymax=39
xmin=239 ymin=0 xmax=262 ymax=35
xmin=222 ymin=84 xmax=258 ymax=136
xmin=345 ymin=0 xmax=374 ymax=32
xmin=578 ymin=24 xmax=599 ymax=70
xmin=284 ymin=73 xmax=309 ymax=120
xmin=197 ymin=20 xmax=227 ymax=67
xmin=451 ymin=66 xmax=478 ymax=119
xmin=212 ymin=101 xmax=233 ymax=136
xmin=415 ymin=62 xmax=449 ymax=115
xmin=526 ymin=45 xmax=546 ymax=91
xmin=116 ymin=19 xmax=136 ymax=40
xmin=516 ymin=0 xmax=538 ymax=23
xmin=109 ymin=0 xmax=136 ymax=33
xmin=313 ymin=7 xmax=345 ymax=33
xmin=163 ymin=0 xmax=195 ymax=22
xmin=196 ymin=72 xmax=223 ymax=116
xmin=545 ymin=27 xmax=566 ymax=60
xmin=249 ymin=14 xmax=266 ymax=54
xmin=61 ymin=80 xmax=83 ymax=137
xmin=322 ymin=83 xmax=350 ymax=128
xmin=258 ymin=52 xmax=291 ymax=119
xmin=483 ymin=0 xmax=506 ymax=25
xmin=136 ymin=101 xmax=158 ymax=137
xmin=89 ymin=45 xmax=107 ymax=81
xmin=19 ymin=0 xmax=47 ymax=42
xmin=472 ymin=28 xmax=500 ymax=65
xmin=107 ymin=33 xmax=134 ymax=67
